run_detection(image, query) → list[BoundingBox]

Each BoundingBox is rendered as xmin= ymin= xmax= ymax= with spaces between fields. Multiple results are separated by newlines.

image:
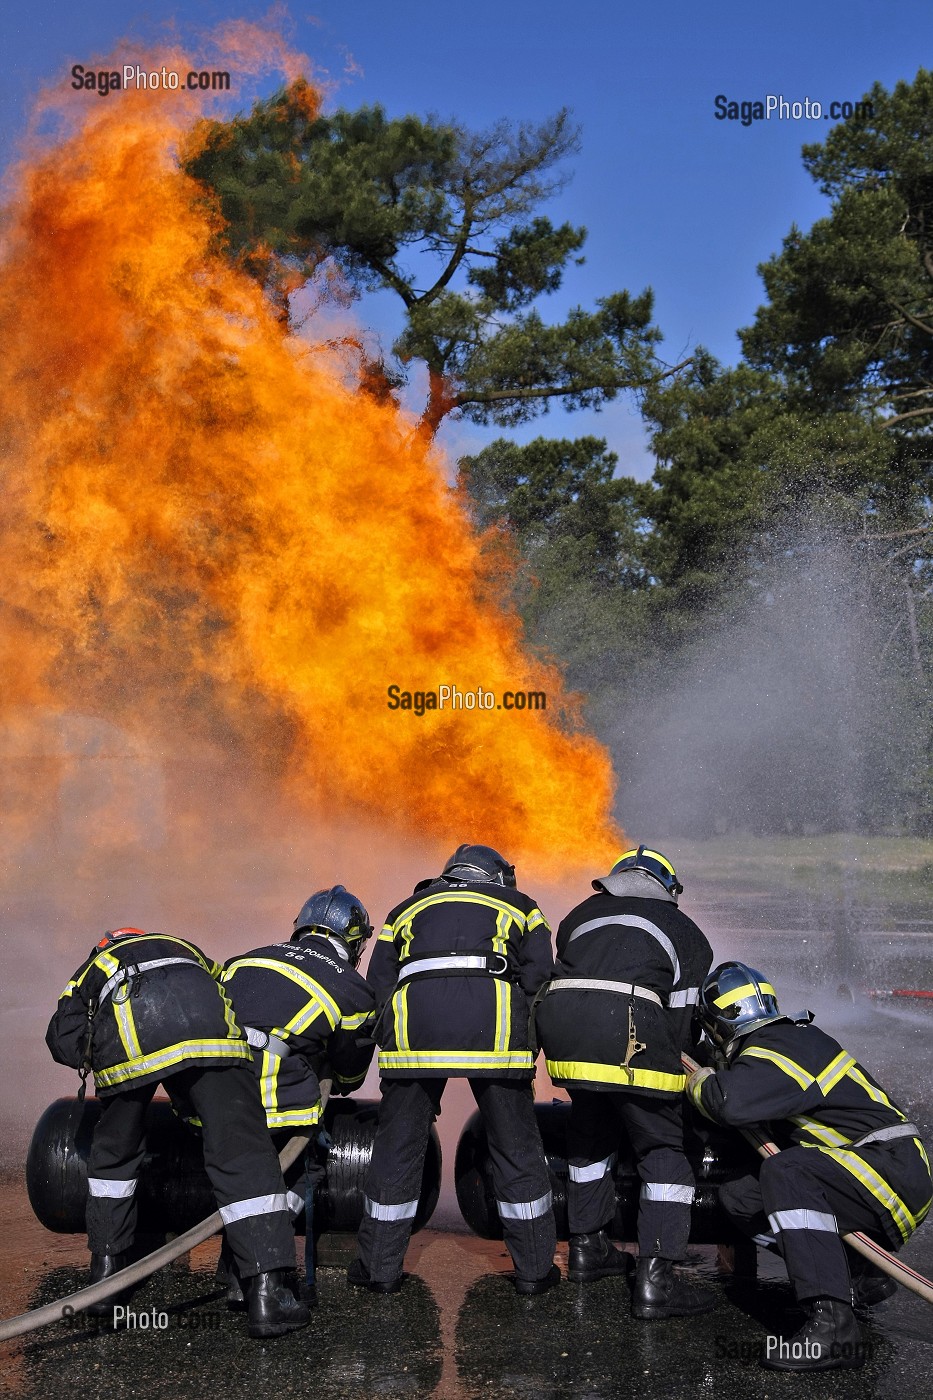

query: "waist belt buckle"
xmin=490 ymin=953 xmax=509 ymax=977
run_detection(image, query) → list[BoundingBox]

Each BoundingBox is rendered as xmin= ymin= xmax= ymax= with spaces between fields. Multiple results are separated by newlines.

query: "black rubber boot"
xmin=216 ymin=1241 xmax=246 ymax=1310
xmin=568 ymin=1231 xmax=631 ymax=1283
xmin=85 ymin=1251 xmax=133 ymax=1318
xmin=513 ymin=1263 xmax=561 ymax=1296
xmin=244 ymin=1270 xmax=311 ymax=1339
xmin=631 ymin=1256 xmax=716 ymax=1319
xmin=346 ymin=1258 xmax=405 ymax=1294
xmin=849 ymin=1255 xmax=897 ymax=1308
xmin=762 ymin=1297 xmax=865 ymax=1371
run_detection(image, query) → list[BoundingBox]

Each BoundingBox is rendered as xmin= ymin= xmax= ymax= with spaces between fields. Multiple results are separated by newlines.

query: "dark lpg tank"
xmin=27 ymin=1096 xmax=441 ymax=1236
xmin=455 ymin=1099 xmax=757 ymax=1242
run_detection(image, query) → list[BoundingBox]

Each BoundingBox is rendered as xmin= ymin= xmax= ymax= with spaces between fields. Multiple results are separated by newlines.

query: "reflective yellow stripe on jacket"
xmin=546 ymin=1059 xmax=685 ymax=1093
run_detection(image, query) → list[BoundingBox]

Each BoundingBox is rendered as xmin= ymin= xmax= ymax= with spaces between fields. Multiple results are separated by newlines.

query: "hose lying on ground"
xmin=0 ymin=1078 xmax=332 ymax=1344
xmin=681 ymin=1051 xmax=933 ymax=1306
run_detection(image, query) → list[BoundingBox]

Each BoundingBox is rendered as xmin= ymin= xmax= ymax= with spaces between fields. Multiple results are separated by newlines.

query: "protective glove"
xmin=685 ymin=1065 xmax=715 ymax=1114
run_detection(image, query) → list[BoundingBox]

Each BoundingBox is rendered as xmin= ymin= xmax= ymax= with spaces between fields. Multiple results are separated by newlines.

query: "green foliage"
xmin=742 ymin=69 xmax=933 ymax=457
xmin=185 ymin=86 xmax=678 ymax=434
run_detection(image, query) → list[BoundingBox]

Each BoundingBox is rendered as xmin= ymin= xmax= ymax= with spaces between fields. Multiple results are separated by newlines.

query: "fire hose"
xmin=681 ymin=1052 xmax=933 ymax=1306
xmin=0 ymin=1079 xmax=331 ymax=1344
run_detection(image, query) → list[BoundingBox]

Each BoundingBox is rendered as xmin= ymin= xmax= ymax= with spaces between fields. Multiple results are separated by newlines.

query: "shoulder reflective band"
xmin=88 ymin=1177 xmax=137 ymax=1198
xmin=245 ymin=1027 xmax=292 ymax=1058
xmin=768 ymin=1209 xmax=838 ymax=1233
xmin=219 ymin=1193 xmax=289 ymax=1224
xmin=714 ymin=981 xmax=776 ymax=1008
xmin=397 ymin=953 xmax=508 ymax=981
xmin=546 ymin=978 xmax=662 ymax=1005
xmin=641 ymin=1183 xmax=694 ymax=1204
xmin=566 ymin=916 xmax=681 ymax=982
xmin=364 ymin=1195 xmax=419 ymax=1221
xmin=852 ymin=1122 xmax=921 ymax=1149
xmin=497 ymin=1191 xmax=553 ymax=1220
xmin=98 ymin=957 xmax=196 ymax=1006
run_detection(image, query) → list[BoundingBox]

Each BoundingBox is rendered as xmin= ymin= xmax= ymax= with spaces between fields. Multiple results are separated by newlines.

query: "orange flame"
xmin=0 ymin=41 xmax=622 ymax=880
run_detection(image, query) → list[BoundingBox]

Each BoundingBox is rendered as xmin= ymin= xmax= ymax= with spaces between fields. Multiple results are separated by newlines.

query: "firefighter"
xmin=535 ymin=845 xmax=717 ymax=1317
xmin=688 ymin=961 xmax=932 ymax=1371
xmin=350 ymin=844 xmax=559 ymax=1295
xmin=46 ymin=926 xmax=309 ymax=1339
xmin=221 ymin=887 xmax=378 ymax=1304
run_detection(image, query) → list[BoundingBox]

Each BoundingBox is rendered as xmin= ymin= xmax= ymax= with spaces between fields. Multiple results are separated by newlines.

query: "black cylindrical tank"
xmin=27 ymin=1097 xmax=441 ymax=1236
xmin=455 ymin=1100 xmax=756 ymax=1243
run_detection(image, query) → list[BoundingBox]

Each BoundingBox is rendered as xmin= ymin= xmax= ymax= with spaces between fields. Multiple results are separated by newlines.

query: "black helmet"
xmin=696 ymin=961 xmax=781 ymax=1048
xmin=441 ymin=844 xmax=516 ymax=887
xmin=292 ymin=885 xmax=373 ymax=965
xmin=594 ymin=845 xmax=682 ymax=897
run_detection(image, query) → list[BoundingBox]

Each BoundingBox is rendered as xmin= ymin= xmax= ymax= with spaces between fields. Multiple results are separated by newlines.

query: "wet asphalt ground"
xmin=1 ymin=907 xmax=932 ymax=1398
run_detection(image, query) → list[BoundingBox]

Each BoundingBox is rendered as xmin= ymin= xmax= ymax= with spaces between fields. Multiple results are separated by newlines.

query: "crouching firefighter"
xmin=688 ymin=962 xmax=932 ymax=1372
xmin=45 ymin=927 xmax=309 ymax=1338
xmin=221 ymin=886 xmax=378 ymax=1305
xmin=536 ymin=846 xmax=716 ymax=1317
xmin=351 ymin=844 xmax=559 ymax=1295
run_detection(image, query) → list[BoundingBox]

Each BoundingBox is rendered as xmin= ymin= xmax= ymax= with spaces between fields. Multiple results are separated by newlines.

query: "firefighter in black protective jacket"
xmin=350 ymin=844 xmax=559 ymax=1295
xmin=688 ymin=961 xmax=932 ymax=1372
xmin=221 ymin=886 xmax=378 ymax=1303
xmin=45 ymin=926 xmax=309 ymax=1338
xmin=535 ymin=845 xmax=716 ymax=1317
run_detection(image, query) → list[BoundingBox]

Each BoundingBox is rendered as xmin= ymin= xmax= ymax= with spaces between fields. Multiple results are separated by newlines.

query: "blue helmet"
xmin=442 ymin=844 xmax=516 ymax=887
xmin=697 ymin=961 xmax=781 ymax=1047
xmin=594 ymin=845 xmax=683 ymax=898
xmin=292 ymin=885 xmax=372 ymax=965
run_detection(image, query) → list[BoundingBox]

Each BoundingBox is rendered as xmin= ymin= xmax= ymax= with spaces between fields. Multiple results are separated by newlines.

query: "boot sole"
xmin=762 ymin=1355 xmax=863 ymax=1372
xmin=632 ymin=1298 xmax=717 ymax=1320
xmin=568 ymin=1266 xmax=630 ymax=1282
xmin=247 ymin=1317 xmax=309 ymax=1339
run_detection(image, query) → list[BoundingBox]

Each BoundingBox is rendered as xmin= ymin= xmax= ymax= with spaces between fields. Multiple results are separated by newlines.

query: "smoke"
xmin=607 ymin=525 xmax=925 ymax=839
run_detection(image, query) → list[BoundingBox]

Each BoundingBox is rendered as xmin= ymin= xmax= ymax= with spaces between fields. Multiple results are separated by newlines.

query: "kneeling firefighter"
xmin=689 ymin=962 xmax=932 ymax=1372
xmin=351 ymin=844 xmax=559 ymax=1295
xmin=221 ymin=886 xmax=378 ymax=1303
xmin=536 ymin=846 xmax=716 ymax=1317
xmin=45 ymin=927 xmax=309 ymax=1338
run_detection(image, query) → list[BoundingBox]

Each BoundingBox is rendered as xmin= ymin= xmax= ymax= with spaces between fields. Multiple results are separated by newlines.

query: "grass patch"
xmin=660 ymin=833 xmax=933 ymax=909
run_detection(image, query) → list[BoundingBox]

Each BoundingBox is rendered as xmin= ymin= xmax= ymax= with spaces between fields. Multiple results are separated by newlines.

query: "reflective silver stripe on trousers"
xmin=641 ymin=1182 xmax=694 ymax=1204
xmin=568 ymin=1153 xmax=616 ymax=1183
xmin=497 ymin=1191 xmax=553 ymax=1221
xmin=98 ymin=957 xmax=195 ymax=1005
xmin=753 ymin=1232 xmax=777 ymax=1248
xmin=768 ymin=1208 xmax=838 ymax=1233
xmin=668 ymin=987 xmax=699 ymax=1008
xmin=565 ymin=916 xmax=681 ymax=982
xmin=547 ymin=979 xmax=661 ymax=1005
xmin=364 ymin=1195 xmax=420 ymax=1222
xmin=852 ymin=1122 xmax=920 ymax=1149
xmin=398 ymin=955 xmax=498 ymax=980
xmin=218 ymin=1193 xmax=290 ymax=1224
xmin=245 ymin=1026 xmax=291 ymax=1057
xmin=88 ymin=1177 xmax=138 ymax=1198
xmin=286 ymin=1190 xmax=305 ymax=1217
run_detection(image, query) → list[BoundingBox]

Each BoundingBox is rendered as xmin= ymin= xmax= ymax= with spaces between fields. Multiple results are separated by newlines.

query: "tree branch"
xmin=452 ymin=358 xmax=692 ymax=409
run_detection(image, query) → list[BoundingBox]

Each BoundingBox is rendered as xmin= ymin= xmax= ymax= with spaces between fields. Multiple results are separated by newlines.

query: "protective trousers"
xmin=567 ymin=1089 xmax=695 ymax=1258
xmin=719 ymin=1145 xmax=907 ymax=1303
xmin=358 ymin=1077 xmax=556 ymax=1283
xmin=86 ymin=1065 xmax=296 ymax=1279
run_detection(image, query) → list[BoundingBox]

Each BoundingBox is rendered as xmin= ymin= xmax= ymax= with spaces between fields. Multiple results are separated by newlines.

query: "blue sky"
xmin=3 ymin=0 xmax=932 ymax=475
